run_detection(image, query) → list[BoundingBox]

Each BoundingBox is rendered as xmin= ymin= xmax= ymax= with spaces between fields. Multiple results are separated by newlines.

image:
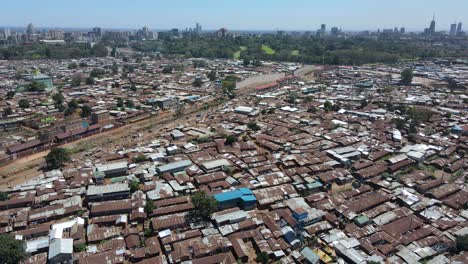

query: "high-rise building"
xmin=331 ymin=27 xmax=339 ymax=36
xmin=400 ymin=27 xmax=405 ymax=34
xmin=92 ymin=27 xmax=102 ymax=37
xmin=450 ymin=23 xmax=457 ymax=36
xmin=457 ymin=22 xmax=463 ymax=35
xmin=26 ymin=23 xmax=35 ymax=35
xmin=195 ymin=23 xmax=202 ymax=34
xmin=429 ymin=14 xmax=436 ymax=35
xmin=321 ymin=24 xmax=326 ymax=33
xmin=48 ymin=30 xmax=64 ymax=40
xmin=1 ymin=28 xmax=11 ymax=40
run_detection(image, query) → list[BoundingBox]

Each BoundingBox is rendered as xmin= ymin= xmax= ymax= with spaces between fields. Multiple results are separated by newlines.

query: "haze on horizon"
xmin=1 ymin=0 xmax=468 ymax=32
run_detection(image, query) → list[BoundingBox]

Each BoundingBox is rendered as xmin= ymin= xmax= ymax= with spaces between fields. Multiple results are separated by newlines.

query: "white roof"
xmin=86 ymin=183 xmax=129 ymax=196
xmin=48 ymin=238 xmax=73 ymax=259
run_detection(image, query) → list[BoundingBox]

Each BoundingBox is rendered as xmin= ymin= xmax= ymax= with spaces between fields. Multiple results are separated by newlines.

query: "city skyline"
xmin=1 ymin=0 xmax=468 ymax=31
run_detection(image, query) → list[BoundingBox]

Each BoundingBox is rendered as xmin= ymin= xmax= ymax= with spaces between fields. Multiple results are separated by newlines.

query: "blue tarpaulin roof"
xmin=214 ymin=188 xmax=256 ymax=203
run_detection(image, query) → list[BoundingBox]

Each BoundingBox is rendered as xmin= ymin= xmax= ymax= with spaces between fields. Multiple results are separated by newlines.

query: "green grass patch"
xmin=291 ymin=50 xmax=300 ymax=56
xmin=41 ymin=116 xmax=56 ymax=123
xmin=261 ymin=44 xmax=275 ymax=55
xmin=233 ymin=46 xmax=247 ymax=59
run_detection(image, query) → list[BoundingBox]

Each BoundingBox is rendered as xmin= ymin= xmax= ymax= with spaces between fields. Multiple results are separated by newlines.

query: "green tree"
xmin=400 ymin=68 xmax=413 ymax=85
xmin=45 ymin=147 xmax=71 ymax=170
xmin=129 ymin=180 xmax=140 ymax=193
xmin=0 ymin=234 xmax=27 ymax=264
xmin=331 ymin=103 xmax=341 ymax=112
xmin=207 ymin=70 xmax=217 ymax=81
xmin=18 ymin=99 xmax=30 ymax=108
xmin=64 ymin=107 xmax=75 ymax=116
xmin=360 ymin=99 xmax=368 ymax=108
xmin=392 ymin=118 xmax=406 ymax=130
xmin=224 ymin=134 xmax=237 ymax=145
xmin=247 ymin=122 xmax=261 ymax=131
xmin=193 ymin=78 xmax=203 ymax=87
xmin=324 ymin=101 xmax=332 ymax=112
xmin=188 ymin=191 xmax=218 ymax=222
xmin=286 ymin=91 xmax=298 ymax=104
xmin=222 ymin=80 xmax=236 ymax=98
xmin=133 ymin=155 xmax=147 ymax=163
xmin=125 ymin=99 xmax=135 ymax=108
xmin=192 ymin=60 xmax=207 ymax=68
xmin=68 ymin=99 xmax=79 ymax=109
xmin=0 ymin=192 xmax=8 ymax=201
xmin=243 ymin=58 xmax=250 ymax=67
xmin=456 ymin=234 xmax=468 ymax=252
xmin=116 ymin=98 xmax=124 ymax=108
xmin=3 ymin=107 xmax=13 ymax=116
xmin=111 ymin=62 xmax=118 ymax=75
xmin=85 ymin=77 xmax=95 ymax=85
xmin=6 ymin=91 xmax=15 ymax=99
xmin=68 ymin=63 xmax=78 ymax=69
xmin=253 ymin=59 xmax=262 ymax=67
xmin=52 ymin=93 xmax=64 ymax=104
xmin=307 ymin=106 xmax=317 ymax=113
xmin=90 ymin=68 xmax=106 ymax=78
xmin=256 ymin=251 xmax=269 ymax=264
xmin=73 ymin=244 xmax=86 ymax=253
xmin=71 ymin=74 xmax=82 ymax=86
xmin=27 ymin=81 xmax=46 ymax=92
xmin=80 ymin=105 xmax=92 ymax=118
xmin=144 ymin=199 xmax=154 ymax=214
xmin=162 ymin=66 xmax=173 ymax=74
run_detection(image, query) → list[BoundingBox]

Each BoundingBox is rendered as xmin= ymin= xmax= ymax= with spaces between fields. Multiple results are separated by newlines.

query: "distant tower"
xmin=331 ymin=27 xmax=339 ymax=36
xmin=429 ymin=13 xmax=436 ymax=35
xmin=400 ymin=27 xmax=405 ymax=34
xmin=450 ymin=23 xmax=457 ymax=36
xmin=456 ymin=22 xmax=463 ymax=35
xmin=321 ymin=24 xmax=326 ymax=33
xmin=195 ymin=22 xmax=202 ymax=34
xmin=26 ymin=23 xmax=34 ymax=35
xmin=92 ymin=27 xmax=102 ymax=37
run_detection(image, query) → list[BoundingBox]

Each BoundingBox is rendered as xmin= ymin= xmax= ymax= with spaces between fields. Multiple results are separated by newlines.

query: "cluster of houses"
xmin=0 ymin=57 xmax=466 ymax=264
xmin=0 ymin=57 xmax=301 ymax=164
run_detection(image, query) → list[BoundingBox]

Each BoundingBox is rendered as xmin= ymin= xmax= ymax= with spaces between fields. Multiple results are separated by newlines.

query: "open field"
xmin=233 ymin=46 xmax=247 ymax=59
xmin=261 ymin=44 xmax=275 ymax=55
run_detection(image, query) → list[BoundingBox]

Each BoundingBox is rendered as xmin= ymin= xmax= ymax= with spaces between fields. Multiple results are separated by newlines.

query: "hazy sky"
xmin=1 ymin=0 xmax=467 ymax=31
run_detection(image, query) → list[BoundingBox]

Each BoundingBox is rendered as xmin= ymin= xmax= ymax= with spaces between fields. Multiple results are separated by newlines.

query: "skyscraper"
xmin=321 ymin=24 xmax=326 ymax=33
xmin=92 ymin=27 xmax=102 ymax=37
xmin=26 ymin=23 xmax=35 ymax=35
xmin=1 ymin=28 xmax=11 ymax=40
xmin=450 ymin=23 xmax=457 ymax=36
xmin=195 ymin=23 xmax=202 ymax=34
xmin=457 ymin=22 xmax=463 ymax=35
xmin=429 ymin=13 xmax=436 ymax=35
xmin=331 ymin=27 xmax=339 ymax=36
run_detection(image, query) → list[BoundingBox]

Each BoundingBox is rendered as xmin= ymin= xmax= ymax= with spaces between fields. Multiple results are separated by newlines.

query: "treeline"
xmin=0 ymin=43 xmax=108 ymax=60
xmin=132 ymin=35 xmax=467 ymax=65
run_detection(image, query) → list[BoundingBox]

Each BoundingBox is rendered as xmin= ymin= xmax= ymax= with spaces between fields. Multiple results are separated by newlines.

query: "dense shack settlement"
xmin=0 ymin=56 xmax=467 ymax=264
